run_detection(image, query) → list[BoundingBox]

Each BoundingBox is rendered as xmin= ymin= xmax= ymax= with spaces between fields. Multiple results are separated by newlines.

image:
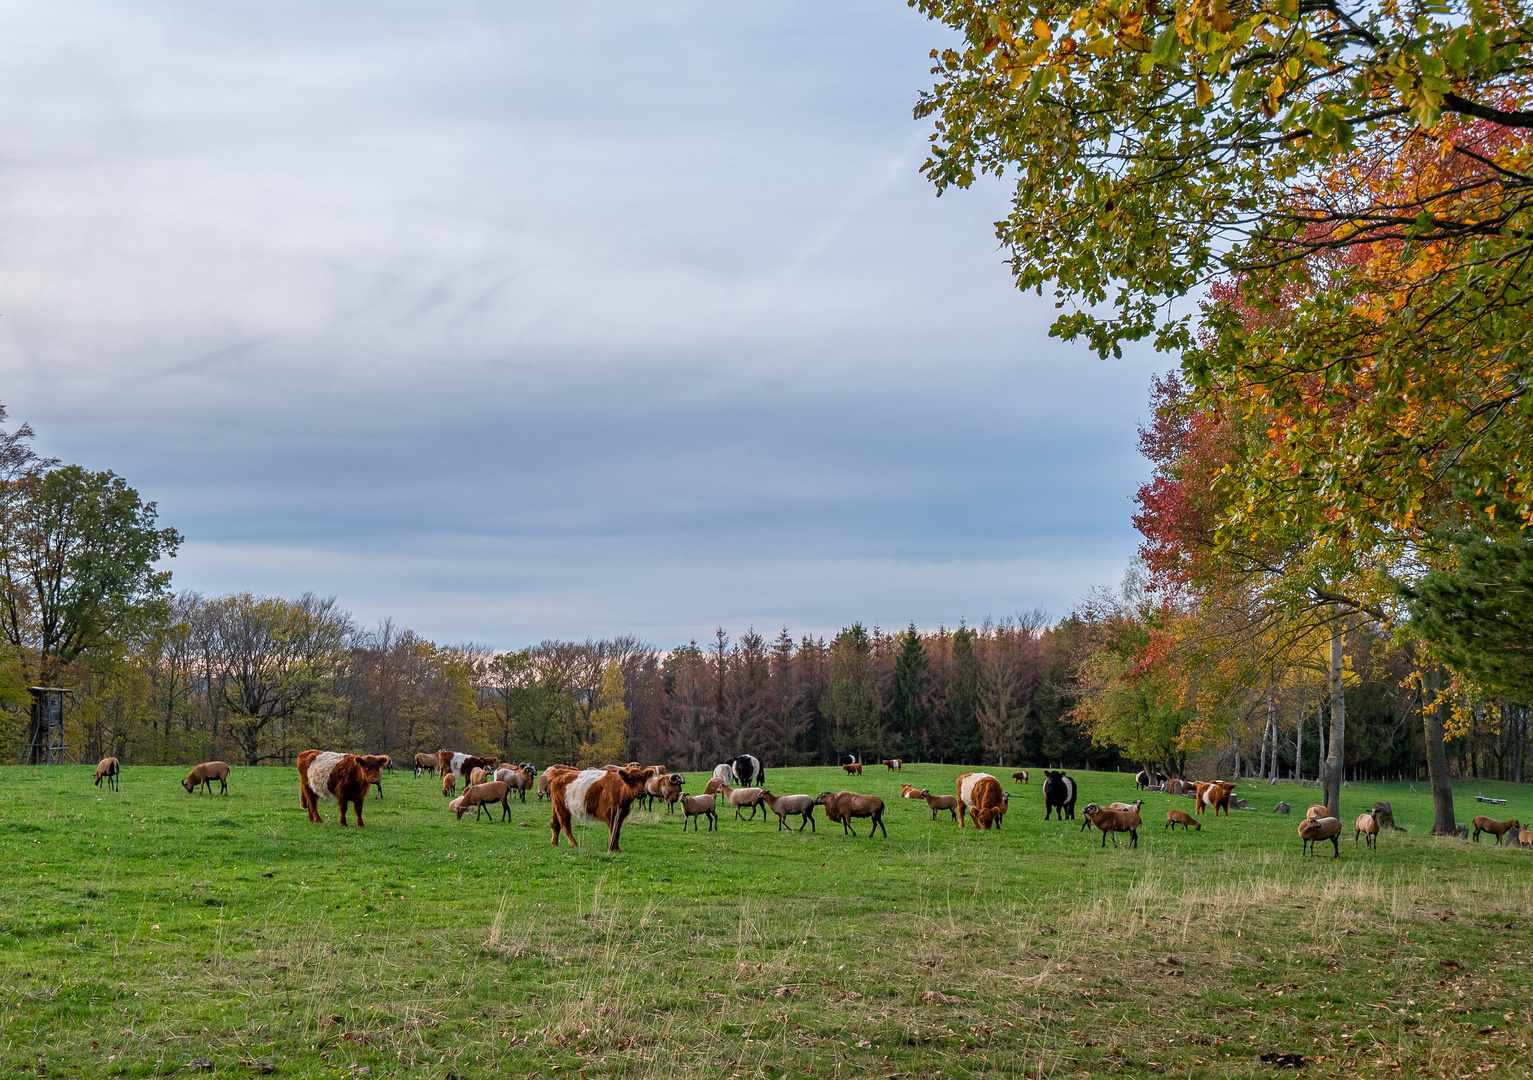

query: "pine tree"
xmin=890 ymin=623 xmax=931 ymax=761
xmin=946 ymin=625 xmax=982 ymax=765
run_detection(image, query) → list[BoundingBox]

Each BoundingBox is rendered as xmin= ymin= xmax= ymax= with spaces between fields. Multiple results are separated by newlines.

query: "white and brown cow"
xmin=957 ymin=772 xmax=1006 ymax=830
xmin=436 ymin=750 xmax=497 ymax=796
xmin=297 ymin=750 xmax=387 ymax=827
xmin=548 ymin=766 xmax=650 ymax=852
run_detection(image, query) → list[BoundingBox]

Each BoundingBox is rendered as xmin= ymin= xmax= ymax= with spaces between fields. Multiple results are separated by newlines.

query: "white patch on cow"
xmin=306 ymin=752 xmax=346 ymax=799
xmin=450 ymin=752 xmax=470 ymax=779
xmin=564 ymin=769 xmax=607 ymax=825
xmin=959 ymin=772 xmax=994 ymax=808
xmin=1202 ymin=786 xmax=1216 ymax=807
xmin=1062 ymin=776 xmax=1076 ymax=804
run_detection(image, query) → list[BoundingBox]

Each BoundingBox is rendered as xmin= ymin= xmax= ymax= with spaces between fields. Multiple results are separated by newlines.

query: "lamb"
xmin=182 ymin=762 xmax=230 ymax=796
xmin=1165 ymin=809 xmax=1200 ymax=831
xmin=442 ymin=773 xmax=457 ymax=798
xmin=94 ymin=757 xmax=120 ymax=792
xmin=1471 ymin=816 xmax=1522 ymax=845
xmin=680 ymin=792 xmax=718 ymax=832
xmin=454 ymin=780 xmax=512 ymax=822
xmin=1298 ymin=815 xmax=1342 ymax=857
xmin=1355 ymin=812 xmax=1380 ymax=849
xmin=918 ymin=789 xmax=959 ymax=822
xmin=814 ymin=791 xmax=887 ymax=838
xmin=760 ymin=790 xmax=816 ymax=832
xmin=1082 ymin=800 xmax=1143 ymax=848
xmin=717 ymin=784 xmax=768 ymax=822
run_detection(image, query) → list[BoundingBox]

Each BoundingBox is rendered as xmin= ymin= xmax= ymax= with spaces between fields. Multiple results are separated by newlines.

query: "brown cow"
xmin=436 ymin=750 xmax=498 ymax=789
xmin=297 ymin=750 xmax=386 ymax=826
xmin=94 ymin=757 xmax=120 ymax=792
xmin=1011 ymin=770 xmax=1029 ymax=784
xmin=369 ymin=753 xmax=392 ymax=798
xmin=1195 ymin=780 xmax=1236 ymax=816
xmin=881 ymin=759 xmax=903 ymax=771
xmin=183 ymin=762 xmax=230 ymax=795
xmin=957 ymin=772 xmax=1006 ymax=830
xmin=841 ymin=762 xmax=863 ymax=776
xmin=548 ymin=766 xmax=650 ymax=852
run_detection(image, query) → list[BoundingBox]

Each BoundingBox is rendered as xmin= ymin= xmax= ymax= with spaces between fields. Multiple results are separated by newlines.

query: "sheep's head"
xmin=814 ymin=792 xmax=835 ymax=806
xmin=182 ymin=777 xmax=194 ymax=792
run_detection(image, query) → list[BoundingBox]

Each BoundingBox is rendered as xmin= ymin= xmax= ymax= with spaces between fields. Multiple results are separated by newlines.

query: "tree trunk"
xmin=1321 ymin=614 xmax=1347 ymax=817
xmin=1294 ymin=704 xmax=1302 ymax=781
xmin=1426 ymin=665 xmax=1457 ymax=836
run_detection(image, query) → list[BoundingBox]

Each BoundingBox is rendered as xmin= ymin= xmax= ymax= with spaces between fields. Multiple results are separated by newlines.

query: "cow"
xmin=548 ymin=766 xmax=650 ymax=852
xmin=1195 ymin=780 xmax=1236 ymax=816
xmin=1011 ymin=770 xmax=1029 ymax=784
xmin=367 ymin=753 xmax=392 ymax=798
xmin=183 ymin=762 xmax=230 ymax=796
xmin=835 ymin=753 xmax=859 ymax=768
xmin=730 ymin=754 xmax=764 ymax=787
xmin=436 ymin=750 xmax=498 ymax=794
xmin=957 ymin=772 xmax=1006 ymax=830
xmin=1042 ymin=770 xmax=1077 ymax=820
xmin=882 ymin=759 xmax=903 ymax=771
xmin=297 ymin=750 xmax=388 ymax=826
xmin=93 ymin=757 xmax=120 ymax=792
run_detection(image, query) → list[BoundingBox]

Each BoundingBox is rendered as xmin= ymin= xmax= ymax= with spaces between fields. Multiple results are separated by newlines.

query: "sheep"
xmin=703 ymin=776 xmax=729 ymax=796
xmin=716 ymin=784 xmax=768 ymax=822
xmin=442 ymin=773 xmax=457 ymax=798
xmin=1355 ymin=812 xmax=1380 ymax=849
xmin=455 ymin=780 xmax=512 ymax=822
xmin=1082 ymin=800 xmax=1143 ymax=848
xmin=1298 ymin=815 xmax=1342 ymax=858
xmin=711 ymin=763 xmax=738 ymax=786
xmin=1471 ymin=816 xmax=1522 ymax=845
xmin=644 ymin=772 xmax=685 ymax=812
xmin=680 ymin=793 xmax=718 ymax=832
xmin=182 ymin=762 xmax=230 ymax=795
xmin=94 ymin=757 xmax=120 ymax=792
xmin=495 ymin=765 xmax=534 ymax=802
xmin=413 ymin=752 xmax=438 ymax=777
xmin=1078 ymin=803 xmax=1100 ymax=832
xmin=1109 ymin=801 xmax=1137 ymax=811
xmin=468 ymin=766 xmax=490 ymax=787
xmin=1165 ymin=809 xmax=1200 ymax=831
xmin=918 ymin=789 xmax=959 ymax=822
xmin=815 ymin=791 xmax=887 ymax=838
xmin=537 ymin=765 xmax=573 ymax=802
xmin=1520 ymin=825 xmax=1533 ymax=849
xmin=760 ymin=790 xmax=816 ymax=832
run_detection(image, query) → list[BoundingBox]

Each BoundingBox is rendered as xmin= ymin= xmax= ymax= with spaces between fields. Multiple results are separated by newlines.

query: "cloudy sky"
xmin=0 ymin=0 xmax=1163 ymax=649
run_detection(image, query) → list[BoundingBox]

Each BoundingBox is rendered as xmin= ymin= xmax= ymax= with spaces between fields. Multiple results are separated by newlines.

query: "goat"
xmin=94 ymin=757 xmax=120 ymax=792
xmin=881 ymin=759 xmax=903 ymax=771
xmin=918 ymin=789 xmax=959 ymax=822
xmin=1011 ymin=770 xmax=1029 ymax=784
xmin=1082 ymin=800 xmax=1143 ymax=848
xmin=1471 ymin=816 xmax=1522 ymax=845
xmin=455 ymin=780 xmax=512 ymax=822
xmin=716 ymin=784 xmax=768 ymax=822
xmin=815 ymin=791 xmax=887 ymax=838
xmin=760 ymin=790 xmax=816 ymax=832
xmin=1165 ymin=809 xmax=1200 ymax=831
xmin=1298 ymin=815 xmax=1342 ymax=858
xmin=680 ymin=792 xmax=718 ymax=832
xmin=183 ymin=762 xmax=230 ymax=795
xmin=1355 ymin=812 xmax=1380 ymax=849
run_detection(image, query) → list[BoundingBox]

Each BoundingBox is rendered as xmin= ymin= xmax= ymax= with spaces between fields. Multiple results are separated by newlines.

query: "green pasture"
xmin=0 ymin=762 xmax=1530 ymax=1079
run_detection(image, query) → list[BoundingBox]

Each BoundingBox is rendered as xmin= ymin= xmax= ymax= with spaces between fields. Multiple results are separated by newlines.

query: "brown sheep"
xmin=814 ymin=791 xmax=886 ymax=838
xmin=1299 ymin=815 xmax=1342 ymax=858
xmin=468 ymin=766 xmax=490 ymax=787
xmin=716 ymin=784 xmax=769 ymax=822
xmin=94 ymin=757 xmax=120 ymax=792
xmin=183 ymin=762 xmax=230 ymax=795
xmin=760 ymin=791 xmax=816 ymax=832
xmin=442 ymin=773 xmax=457 ymax=798
xmin=1471 ymin=816 xmax=1521 ymax=845
xmin=1165 ymin=809 xmax=1200 ymax=831
xmin=1355 ymin=812 xmax=1380 ymax=849
xmin=1520 ymin=825 xmax=1533 ymax=849
xmin=918 ymin=788 xmax=959 ymax=822
xmin=454 ymin=780 xmax=512 ymax=822
xmin=1305 ymin=804 xmax=1330 ymax=820
xmin=645 ymin=772 xmax=685 ymax=812
xmin=1083 ymin=800 xmax=1143 ymax=848
xmin=495 ymin=765 xmax=535 ymax=802
xmin=537 ymin=765 xmax=573 ymax=802
xmin=703 ymin=776 xmax=729 ymax=796
xmin=413 ymin=752 xmax=438 ymax=777
xmin=680 ymin=792 xmax=718 ymax=832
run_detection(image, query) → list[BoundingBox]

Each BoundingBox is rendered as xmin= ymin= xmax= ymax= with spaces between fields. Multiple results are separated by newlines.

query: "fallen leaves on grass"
xmin=920 ymin=991 xmax=967 ymax=1005
xmin=185 ymin=1060 xmax=214 ymax=1072
xmin=1259 ymin=1052 xmax=1305 ymax=1067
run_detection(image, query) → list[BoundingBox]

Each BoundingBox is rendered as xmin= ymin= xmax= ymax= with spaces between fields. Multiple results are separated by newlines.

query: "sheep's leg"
xmin=873 ymin=813 xmax=887 ymax=838
xmin=1329 ymin=836 xmax=1338 ymax=858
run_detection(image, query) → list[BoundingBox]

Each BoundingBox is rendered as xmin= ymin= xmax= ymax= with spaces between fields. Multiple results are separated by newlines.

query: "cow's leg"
xmin=354 ymin=799 xmax=366 ymax=828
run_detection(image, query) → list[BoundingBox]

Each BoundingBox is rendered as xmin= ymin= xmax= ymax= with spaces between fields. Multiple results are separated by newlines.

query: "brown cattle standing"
xmin=1011 ymin=770 xmax=1029 ymax=784
xmin=1195 ymin=781 xmax=1236 ymax=816
xmin=841 ymin=762 xmax=863 ymax=776
xmin=957 ymin=772 xmax=1006 ymax=830
xmin=94 ymin=757 xmax=120 ymax=792
xmin=548 ymin=766 xmax=650 ymax=852
xmin=297 ymin=750 xmax=386 ymax=826
xmin=183 ymin=762 xmax=230 ymax=795
xmin=881 ymin=759 xmax=902 ymax=771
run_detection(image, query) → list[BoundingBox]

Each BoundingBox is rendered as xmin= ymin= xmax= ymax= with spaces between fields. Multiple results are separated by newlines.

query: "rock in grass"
xmin=1273 ymin=802 xmax=1291 ymax=814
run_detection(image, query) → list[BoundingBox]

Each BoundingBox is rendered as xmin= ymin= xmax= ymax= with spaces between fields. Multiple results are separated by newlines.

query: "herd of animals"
xmin=83 ymin=752 xmax=1533 ymax=857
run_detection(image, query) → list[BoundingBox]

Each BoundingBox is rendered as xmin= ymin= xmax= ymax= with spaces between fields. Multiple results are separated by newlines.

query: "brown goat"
xmin=815 ymin=791 xmax=886 ymax=838
xmin=1471 ymin=816 xmax=1521 ymax=845
xmin=918 ymin=788 xmax=960 ymax=822
xmin=1165 ymin=809 xmax=1200 ymax=831
xmin=1083 ymin=800 xmax=1143 ymax=848
xmin=1299 ymin=815 xmax=1342 ymax=857
xmin=680 ymin=792 xmax=717 ymax=831
xmin=183 ymin=761 xmax=230 ymax=795
xmin=1355 ymin=812 xmax=1380 ymax=849
xmin=94 ymin=757 xmax=120 ymax=792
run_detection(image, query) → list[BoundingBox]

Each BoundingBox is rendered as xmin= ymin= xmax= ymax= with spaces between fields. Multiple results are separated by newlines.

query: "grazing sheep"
xmin=537 ymin=765 xmax=573 ymax=802
xmin=815 ymin=791 xmax=887 ymax=838
xmin=1471 ymin=816 xmax=1522 ymax=845
xmin=1166 ymin=809 xmax=1200 ymax=831
xmin=455 ymin=780 xmax=512 ymax=822
xmin=1305 ymin=804 xmax=1330 ymax=820
xmin=1011 ymin=770 xmax=1029 ymax=784
xmin=1082 ymin=801 xmax=1143 ymax=848
xmin=717 ymin=784 xmax=769 ymax=822
xmin=680 ymin=793 xmax=718 ymax=832
xmin=761 ymin=790 xmax=816 ymax=832
xmin=918 ymin=789 xmax=959 ymax=822
xmin=1299 ymin=815 xmax=1342 ymax=858
xmin=442 ymin=773 xmax=457 ymax=798
xmin=94 ymin=757 xmax=120 ymax=792
xmin=1042 ymin=771 xmax=1077 ymax=820
xmin=1355 ymin=812 xmax=1380 ymax=849
xmin=183 ymin=762 xmax=230 ymax=796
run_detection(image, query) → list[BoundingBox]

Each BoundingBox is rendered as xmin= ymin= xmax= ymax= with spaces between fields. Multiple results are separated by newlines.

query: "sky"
xmin=0 ymin=0 xmax=1164 ymax=649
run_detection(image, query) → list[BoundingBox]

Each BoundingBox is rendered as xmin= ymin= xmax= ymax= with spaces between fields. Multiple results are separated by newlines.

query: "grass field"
xmin=1 ymin=762 xmax=1531 ymax=1079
